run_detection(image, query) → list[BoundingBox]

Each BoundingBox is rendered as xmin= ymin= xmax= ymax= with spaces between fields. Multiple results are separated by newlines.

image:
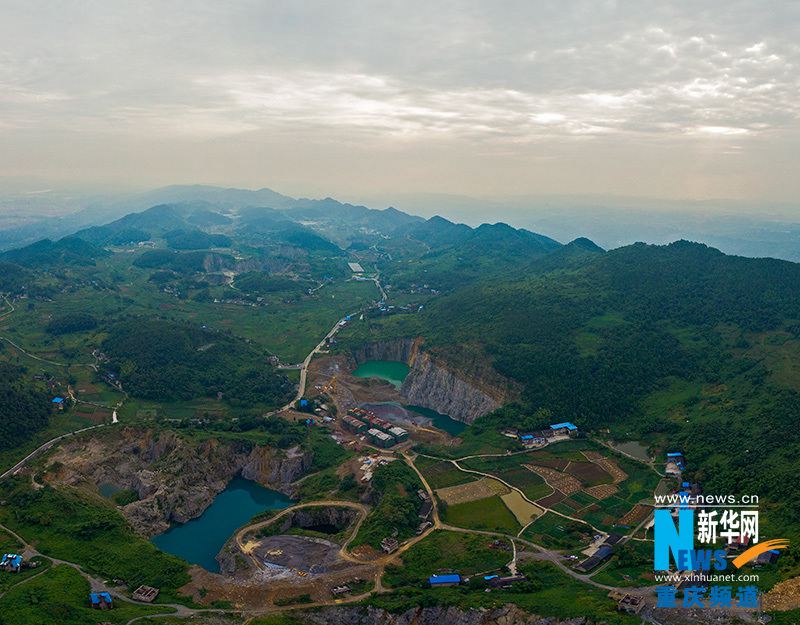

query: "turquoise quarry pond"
xmin=352 ymin=360 xmax=410 ymax=388
xmin=151 ymin=477 xmax=293 ymax=572
xmin=405 ymin=404 xmax=466 ymax=436
xmin=352 ymin=360 xmax=467 ymax=435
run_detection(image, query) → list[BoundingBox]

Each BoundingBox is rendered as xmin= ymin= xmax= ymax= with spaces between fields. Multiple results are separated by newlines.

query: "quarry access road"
xmin=266 ymin=312 xmax=356 ymax=416
xmin=268 ymin=273 xmax=384 ymax=415
xmin=234 ymin=499 xmax=371 ymax=569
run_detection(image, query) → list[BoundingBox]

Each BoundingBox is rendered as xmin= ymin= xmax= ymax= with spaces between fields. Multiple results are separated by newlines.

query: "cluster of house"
xmin=502 ymin=421 xmax=579 ymax=447
xmin=662 ymin=452 xmax=780 ymax=568
xmin=416 ymin=489 xmax=434 ymax=534
xmin=370 ymin=301 xmax=425 ymax=317
xmin=357 ymin=454 xmax=394 ymax=482
xmin=342 ymin=408 xmax=409 ymax=448
xmin=379 ymin=489 xmax=434 ymax=554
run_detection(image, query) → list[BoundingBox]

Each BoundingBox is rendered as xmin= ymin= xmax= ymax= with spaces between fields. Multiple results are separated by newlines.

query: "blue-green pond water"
xmin=151 ymin=477 xmax=293 ymax=572
xmin=404 ymin=404 xmax=466 ymax=436
xmin=351 ymin=359 xmax=467 ymax=436
xmin=352 ymin=359 xmax=410 ymax=388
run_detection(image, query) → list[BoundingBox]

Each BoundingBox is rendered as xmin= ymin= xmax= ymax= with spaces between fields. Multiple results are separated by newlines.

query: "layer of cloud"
xmin=0 ymin=1 xmax=798 ymax=200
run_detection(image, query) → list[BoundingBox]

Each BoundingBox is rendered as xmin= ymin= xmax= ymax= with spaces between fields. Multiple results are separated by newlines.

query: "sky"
xmin=1 ymin=1 xmax=799 ymax=207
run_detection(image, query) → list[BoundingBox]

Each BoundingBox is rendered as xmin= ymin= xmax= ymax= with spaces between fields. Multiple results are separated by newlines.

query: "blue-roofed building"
xmin=89 ymin=591 xmax=114 ymax=609
xmin=549 ymin=422 xmax=579 ymax=437
xmin=0 ymin=553 xmax=22 ymax=572
xmin=52 ymin=396 xmax=65 ymax=410
xmin=429 ymin=574 xmax=461 ymax=587
xmin=666 ymin=452 xmax=686 ymax=474
xmin=484 ymin=574 xmax=499 ymax=581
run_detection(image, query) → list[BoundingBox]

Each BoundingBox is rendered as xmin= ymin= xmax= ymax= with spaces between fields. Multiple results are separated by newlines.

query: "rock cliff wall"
xmin=48 ymin=427 xmax=311 ymax=537
xmin=350 ymin=338 xmax=420 ymax=364
xmin=297 ymin=605 xmax=589 ymax=625
xmin=351 ymin=338 xmax=510 ymax=423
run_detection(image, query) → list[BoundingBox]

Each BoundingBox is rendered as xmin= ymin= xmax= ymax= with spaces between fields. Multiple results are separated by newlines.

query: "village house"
xmin=89 ymin=592 xmax=114 ymax=610
xmin=428 ymin=574 xmax=461 ymax=587
xmin=0 ymin=553 xmax=22 ymax=572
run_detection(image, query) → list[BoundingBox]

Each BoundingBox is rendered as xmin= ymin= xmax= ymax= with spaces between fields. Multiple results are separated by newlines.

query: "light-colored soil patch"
xmin=436 ymin=477 xmax=509 ymax=505
xmin=585 ymin=484 xmax=619 ymax=500
xmin=764 ymin=576 xmax=800 ymax=611
xmin=500 ymin=490 xmax=544 ymax=525
xmin=527 ymin=465 xmax=582 ymax=495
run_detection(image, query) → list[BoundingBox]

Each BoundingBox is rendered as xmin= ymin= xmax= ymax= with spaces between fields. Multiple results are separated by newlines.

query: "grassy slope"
xmin=0 ymin=481 xmax=190 ymax=603
xmin=0 ymin=565 xmax=170 ymax=625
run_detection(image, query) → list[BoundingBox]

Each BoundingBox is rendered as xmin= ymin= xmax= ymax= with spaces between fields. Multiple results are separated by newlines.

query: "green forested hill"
xmin=0 ymin=364 xmax=51 ymax=452
xmin=362 ymin=240 xmax=800 ymax=529
xmin=417 ymin=240 xmax=800 ymax=421
xmin=102 ymin=318 xmax=294 ymax=408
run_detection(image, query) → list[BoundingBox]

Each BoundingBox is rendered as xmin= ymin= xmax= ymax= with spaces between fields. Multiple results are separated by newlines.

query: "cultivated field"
xmin=436 ymin=476 xmax=508 ymax=505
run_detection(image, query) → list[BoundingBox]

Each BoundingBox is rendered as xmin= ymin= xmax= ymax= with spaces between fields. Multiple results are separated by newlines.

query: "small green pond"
xmin=352 ymin=360 xmax=467 ymax=435
xmin=352 ymin=360 xmax=410 ymax=388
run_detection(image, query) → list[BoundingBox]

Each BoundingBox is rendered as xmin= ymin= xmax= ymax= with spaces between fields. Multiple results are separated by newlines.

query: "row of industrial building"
xmin=341 ymin=407 xmax=410 ymax=448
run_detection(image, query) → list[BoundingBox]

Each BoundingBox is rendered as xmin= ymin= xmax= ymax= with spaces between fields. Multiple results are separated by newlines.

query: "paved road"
xmin=266 ymin=307 xmax=363 ymax=416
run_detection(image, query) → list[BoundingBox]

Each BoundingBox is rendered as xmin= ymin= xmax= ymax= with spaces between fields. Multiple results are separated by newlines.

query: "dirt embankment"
xmin=46 ymin=427 xmax=312 ymax=537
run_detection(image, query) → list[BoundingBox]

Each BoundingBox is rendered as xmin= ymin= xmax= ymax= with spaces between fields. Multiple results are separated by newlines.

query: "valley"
xmin=0 ymin=189 xmax=798 ymax=625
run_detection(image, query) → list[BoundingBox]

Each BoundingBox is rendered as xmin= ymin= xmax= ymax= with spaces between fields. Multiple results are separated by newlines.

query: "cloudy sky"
xmin=1 ymin=0 xmax=799 ymax=205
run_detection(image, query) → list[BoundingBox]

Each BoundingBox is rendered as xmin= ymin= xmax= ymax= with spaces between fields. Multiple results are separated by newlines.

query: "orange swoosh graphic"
xmin=732 ymin=539 xmax=789 ymax=569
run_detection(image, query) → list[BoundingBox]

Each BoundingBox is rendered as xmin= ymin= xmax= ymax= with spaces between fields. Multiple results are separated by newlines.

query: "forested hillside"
xmin=0 ymin=364 xmax=51 ymax=452
xmin=358 ymin=240 xmax=800 ymax=529
xmin=103 ymin=319 xmax=293 ymax=408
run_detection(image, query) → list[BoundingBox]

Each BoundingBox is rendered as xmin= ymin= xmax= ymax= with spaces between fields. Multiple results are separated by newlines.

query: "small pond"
xmin=351 ymin=360 xmax=410 ymax=388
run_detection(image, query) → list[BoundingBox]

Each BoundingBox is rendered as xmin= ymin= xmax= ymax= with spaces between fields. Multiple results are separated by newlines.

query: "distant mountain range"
xmin=0 ymin=184 xmax=798 ymax=263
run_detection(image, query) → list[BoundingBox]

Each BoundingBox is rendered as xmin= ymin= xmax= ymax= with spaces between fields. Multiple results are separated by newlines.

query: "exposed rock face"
xmin=351 ymin=338 xmax=419 ymax=363
xmin=352 ymin=338 xmax=512 ymax=423
xmin=268 ymin=506 xmax=359 ymax=535
xmin=401 ymin=350 xmax=504 ymax=423
xmin=216 ymin=505 xmax=359 ymax=574
xmin=299 ymin=605 xmax=588 ymax=625
xmin=48 ymin=427 xmax=311 ymax=537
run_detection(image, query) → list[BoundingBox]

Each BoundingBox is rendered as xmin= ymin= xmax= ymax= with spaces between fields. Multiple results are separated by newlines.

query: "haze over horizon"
xmin=1 ymin=1 xmax=799 ymax=210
